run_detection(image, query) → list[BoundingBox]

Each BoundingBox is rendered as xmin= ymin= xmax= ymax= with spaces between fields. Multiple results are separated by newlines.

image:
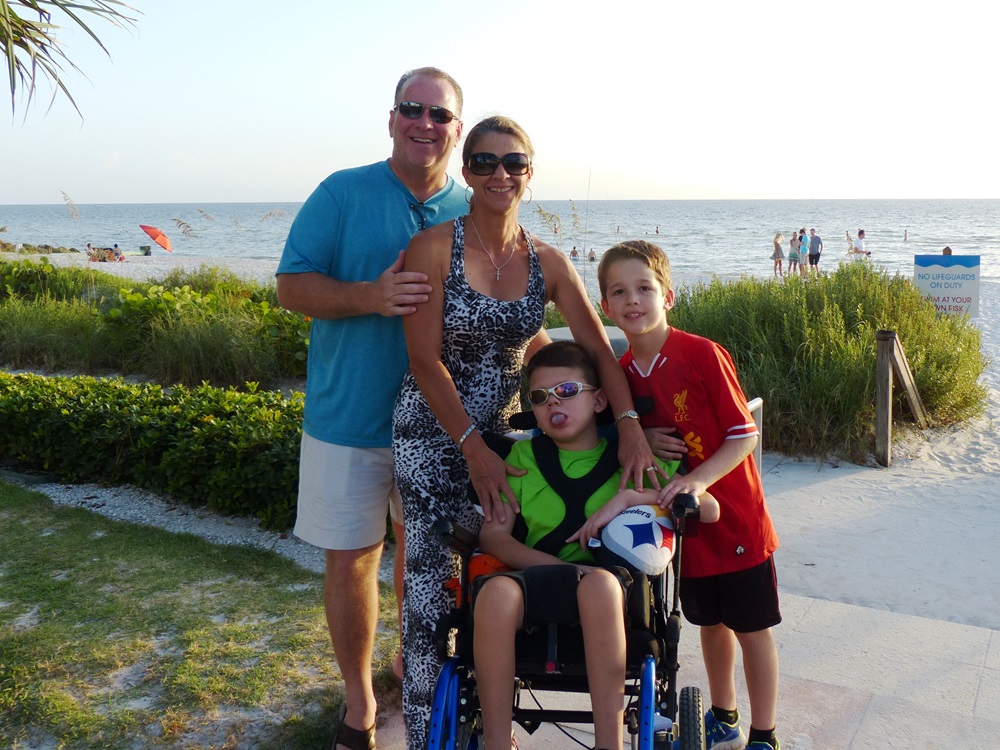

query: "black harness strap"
xmin=513 ymin=435 xmax=620 ymax=557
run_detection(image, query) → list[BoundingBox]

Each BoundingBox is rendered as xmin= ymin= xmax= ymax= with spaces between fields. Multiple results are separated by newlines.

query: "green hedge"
xmin=0 ymin=372 xmax=303 ymax=529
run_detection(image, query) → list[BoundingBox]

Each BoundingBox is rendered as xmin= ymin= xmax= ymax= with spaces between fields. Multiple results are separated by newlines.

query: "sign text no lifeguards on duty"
xmin=913 ymin=255 xmax=980 ymax=317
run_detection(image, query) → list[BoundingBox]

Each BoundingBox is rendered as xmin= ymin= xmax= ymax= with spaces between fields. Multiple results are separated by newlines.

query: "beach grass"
xmin=0 ymin=480 xmax=400 ymax=749
xmin=0 ymin=259 xmax=304 ymax=388
xmin=669 ymin=262 xmax=987 ymax=459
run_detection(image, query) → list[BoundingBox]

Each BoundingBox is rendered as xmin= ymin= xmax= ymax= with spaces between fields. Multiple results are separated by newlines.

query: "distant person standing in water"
xmin=787 ymin=231 xmax=799 ymax=275
xmin=850 ymin=229 xmax=870 ymax=258
xmin=797 ymin=229 xmax=809 ymax=278
xmin=807 ymin=228 xmax=823 ymax=275
xmin=571 ymin=246 xmax=580 ymax=259
xmin=770 ymin=232 xmax=785 ymax=277
xmin=588 ymin=248 xmax=597 ymax=261
xmin=943 ymin=246 xmax=953 ymax=255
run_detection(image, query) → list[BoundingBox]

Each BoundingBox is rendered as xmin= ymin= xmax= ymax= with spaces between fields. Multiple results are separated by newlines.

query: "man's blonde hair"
xmin=597 ymin=240 xmax=672 ymax=300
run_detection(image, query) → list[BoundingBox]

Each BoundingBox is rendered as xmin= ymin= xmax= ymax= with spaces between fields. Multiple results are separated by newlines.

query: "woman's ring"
xmin=645 ymin=466 xmax=657 ymax=473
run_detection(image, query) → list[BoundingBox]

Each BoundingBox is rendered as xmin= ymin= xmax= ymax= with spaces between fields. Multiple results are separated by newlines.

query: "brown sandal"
xmin=331 ymin=703 xmax=375 ymax=750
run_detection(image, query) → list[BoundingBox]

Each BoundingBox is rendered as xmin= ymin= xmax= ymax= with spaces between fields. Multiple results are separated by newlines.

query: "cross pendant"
xmin=495 ymin=269 xmax=501 ymax=281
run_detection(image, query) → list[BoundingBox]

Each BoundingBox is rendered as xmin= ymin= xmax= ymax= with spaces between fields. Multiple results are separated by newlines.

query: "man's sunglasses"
xmin=466 ymin=152 xmax=531 ymax=177
xmin=394 ymin=101 xmax=460 ymax=124
xmin=528 ymin=381 xmax=596 ymax=406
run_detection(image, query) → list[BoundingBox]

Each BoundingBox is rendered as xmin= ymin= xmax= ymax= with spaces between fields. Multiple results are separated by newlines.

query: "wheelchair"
xmin=425 ymin=423 xmax=708 ymax=750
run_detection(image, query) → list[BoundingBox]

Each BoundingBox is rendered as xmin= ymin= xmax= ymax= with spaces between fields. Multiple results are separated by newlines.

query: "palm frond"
xmin=2 ymin=0 xmax=138 ymax=117
xmin=196 ymin=209 xmax=217 ymax=224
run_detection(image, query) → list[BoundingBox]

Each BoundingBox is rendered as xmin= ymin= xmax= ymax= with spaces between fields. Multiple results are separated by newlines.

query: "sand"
xmin=10 ymin=252 xmax=1000 ymax=748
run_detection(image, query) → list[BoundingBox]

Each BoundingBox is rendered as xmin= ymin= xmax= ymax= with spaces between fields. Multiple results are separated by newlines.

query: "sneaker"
xmin=673 ymin=709 xmax=746 ymax=750
xmin=745 ymin=742 xmax=779 ymax=750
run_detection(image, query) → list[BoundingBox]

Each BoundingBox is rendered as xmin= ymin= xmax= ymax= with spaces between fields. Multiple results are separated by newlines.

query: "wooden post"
xmin=874 ymin=331 xmax=929 ymax=467
xmin=875 ymin=334 xmax=894 ymax=466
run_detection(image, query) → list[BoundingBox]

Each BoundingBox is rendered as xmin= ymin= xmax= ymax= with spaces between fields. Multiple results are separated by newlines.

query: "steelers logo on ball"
xmin=600 ymin=504 xmax=676 ymax=575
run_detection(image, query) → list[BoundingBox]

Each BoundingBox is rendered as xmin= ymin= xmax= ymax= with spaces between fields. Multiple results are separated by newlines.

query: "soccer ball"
xmin=600 ymin=504 xmax=676 ymax=575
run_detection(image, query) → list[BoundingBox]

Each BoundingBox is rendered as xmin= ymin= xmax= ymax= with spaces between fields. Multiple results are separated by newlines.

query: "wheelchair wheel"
xmin=427 ymin=658 xmax=481 ymax=750
xmin=677 ymin=686 xmax=705 ymax=750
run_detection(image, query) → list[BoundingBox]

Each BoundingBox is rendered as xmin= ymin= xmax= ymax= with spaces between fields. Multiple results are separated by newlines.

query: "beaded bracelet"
xmin=458 ymin=424 xmax=477 ymax=449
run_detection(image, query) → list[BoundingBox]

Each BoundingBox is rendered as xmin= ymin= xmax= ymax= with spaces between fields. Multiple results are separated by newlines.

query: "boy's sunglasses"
xmin=394 ymin=101 xmax=460 ymax=124
xmin=466 ymin=152 xmax=531 ymax=177
xmin=528 ymin=381 xmax=596 ymax=406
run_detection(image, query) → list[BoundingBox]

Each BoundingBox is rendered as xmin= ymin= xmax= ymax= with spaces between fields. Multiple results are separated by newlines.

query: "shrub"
xmin=0 ymin=373 xmax=303 ymax=529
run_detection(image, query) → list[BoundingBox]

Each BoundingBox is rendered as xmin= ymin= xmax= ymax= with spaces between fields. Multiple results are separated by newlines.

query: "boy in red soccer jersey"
xmin=598 ymin=240 xmax=781 ymax=750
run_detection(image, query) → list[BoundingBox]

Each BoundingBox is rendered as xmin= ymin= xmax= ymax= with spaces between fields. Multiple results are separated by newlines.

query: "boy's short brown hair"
xmin=597 ymin=240 xmax=672 ymax=300
xmin=525 ymin=341 xmax=599 ymax=388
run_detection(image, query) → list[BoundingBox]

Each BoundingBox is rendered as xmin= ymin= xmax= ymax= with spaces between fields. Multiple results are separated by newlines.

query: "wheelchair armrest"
xmin=429 ymin=518 xmax=479 ymax=559
xmin=673 ymin=492 xmax=700 ymax=518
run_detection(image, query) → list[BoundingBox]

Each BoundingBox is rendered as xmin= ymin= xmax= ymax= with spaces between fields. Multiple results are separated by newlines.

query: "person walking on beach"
xmin=770 ymin=232 xmax=785 ymax=277
xmin=275 ymin=66 xmax=467 ymax=750
xmin=807 ymin=229 xmax=823 ymax=275
xmin=786 ymin=231 xmax=799 ymax=275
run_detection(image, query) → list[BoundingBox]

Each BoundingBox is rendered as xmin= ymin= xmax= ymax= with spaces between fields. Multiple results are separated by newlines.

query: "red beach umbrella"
xmin=139 ymin=224 xmax=172 ymax=252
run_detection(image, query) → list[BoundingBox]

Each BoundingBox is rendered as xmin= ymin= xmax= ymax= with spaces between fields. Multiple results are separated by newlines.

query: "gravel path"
xmin=5 ymin=475 xmax=397 ymax=583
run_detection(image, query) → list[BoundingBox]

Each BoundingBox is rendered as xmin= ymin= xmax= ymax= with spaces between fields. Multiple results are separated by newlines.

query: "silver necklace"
xmin=469 ymin=217 xmax=516 ymax=281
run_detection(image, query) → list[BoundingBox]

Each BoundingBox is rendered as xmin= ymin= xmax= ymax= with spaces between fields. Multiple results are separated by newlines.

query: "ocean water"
xmin=3 ymin=199 xmax=997 ymax=294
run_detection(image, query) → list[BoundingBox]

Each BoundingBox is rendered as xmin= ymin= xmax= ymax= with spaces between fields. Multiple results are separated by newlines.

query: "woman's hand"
xmin=644 ymin=426 xmax=689 ymax=461
xmin=465 ymin=436 xmax=524 ymax=523
xmin=616 ymin=418 xmax=662 ymax=491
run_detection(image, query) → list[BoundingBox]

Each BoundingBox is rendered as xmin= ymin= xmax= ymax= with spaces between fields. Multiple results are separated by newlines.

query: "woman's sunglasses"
xmin=466 ymin=152 xmax=531 ymax=177
xmin=528 ymin=381 xmax=596 ymax=406
xmin=394 ymin=101 xmax=460 ymax=124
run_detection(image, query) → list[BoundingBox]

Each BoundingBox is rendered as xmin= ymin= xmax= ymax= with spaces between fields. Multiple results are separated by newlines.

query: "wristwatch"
xmin=615 ymin=409 xmax=640 ymax=423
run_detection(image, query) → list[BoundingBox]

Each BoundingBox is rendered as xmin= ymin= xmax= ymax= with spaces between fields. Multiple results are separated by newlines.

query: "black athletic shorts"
xmin=679 ymin=556 xmax=781 ymax=633
xmin=808 ymin=253 xmax=821 ymax=266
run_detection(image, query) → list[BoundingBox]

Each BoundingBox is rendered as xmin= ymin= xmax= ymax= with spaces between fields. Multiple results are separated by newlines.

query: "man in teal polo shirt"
xmin=276 ymin=66 xmax=466 ymax=749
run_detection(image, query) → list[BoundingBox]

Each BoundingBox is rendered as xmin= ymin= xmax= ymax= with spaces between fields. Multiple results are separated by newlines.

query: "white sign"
xmin=913 ymin=255 xmax=980 ymax=317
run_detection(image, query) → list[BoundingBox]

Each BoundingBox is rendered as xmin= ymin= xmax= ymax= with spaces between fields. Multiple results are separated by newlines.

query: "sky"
xmin=5 ymin=0 xmax=999 ymax=205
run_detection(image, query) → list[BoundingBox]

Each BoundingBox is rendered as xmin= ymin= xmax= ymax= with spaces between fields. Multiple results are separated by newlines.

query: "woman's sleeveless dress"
xmin=393 ymin=216 xmax=546 ymax=749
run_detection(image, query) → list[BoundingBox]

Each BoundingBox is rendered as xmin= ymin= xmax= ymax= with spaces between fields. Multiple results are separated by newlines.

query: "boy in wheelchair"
xmin=472 ymin=341 xmax=719 ymax=750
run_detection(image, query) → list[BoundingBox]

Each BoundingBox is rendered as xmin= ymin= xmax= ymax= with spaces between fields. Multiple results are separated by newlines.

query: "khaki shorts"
xmin=292 ymin=431 xmax=403 ymax=551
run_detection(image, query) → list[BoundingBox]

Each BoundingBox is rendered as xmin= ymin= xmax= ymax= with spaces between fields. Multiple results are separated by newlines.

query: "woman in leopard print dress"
xmin=392 ymin=116 xmax=657 ymax=750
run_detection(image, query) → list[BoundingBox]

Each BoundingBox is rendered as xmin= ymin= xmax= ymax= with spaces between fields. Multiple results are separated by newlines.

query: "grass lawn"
xmin=0 ymin=481 xmax=400 ymax=749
